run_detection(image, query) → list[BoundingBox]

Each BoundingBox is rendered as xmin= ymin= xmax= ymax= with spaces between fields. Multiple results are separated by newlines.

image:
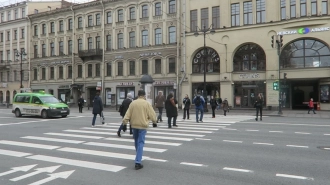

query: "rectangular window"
xmin=142 ymin=5 xmax=149 ymax=18
xmin=68 ymin=66 xmax=72 ymax=79
xmin=59 ymin=20 xmax=64 ymax=31
xmin=34 ymin=45 xmax=38 ymax=58
xmin=155 ymin=59 xmax=161 ymax=74
xmin=155 ymin=3 xmax=162 ymax=16
xmin=68 ymin=19 xmax=73 ymax=30
xmin=50 ymin=43 xmax=55 ymax=56
xmin=96 ymin=36 xmax=101 ymax=49
xmin=78 ymin=39 xmax=83 ymax=51
xmin=106 ymin=35 xmax=111 ymax=50
xmin=118 ymin=62 xmax=123 ymax=76
xmin=15 ymin=9 xmax=18 ymax=19
xmin=78 ymin=17 xmax=83 ymax=28
xmin=0 ymin=72 xmax=2 ymax=82
xmin=0 ymin=33 xmax=2 ymax=42
xmin=59 ymin=66 xmax=63 ymax=79
xmin=42 ymin=44 xmax=46 ymax=57
xmin=155 ymin=29 xmax=162 ymax=45
xmin=201 ymin=8 xmax=209 ymax=28
xmin=7 ymin=31 xmax=10 ymax=41
xmin=256 ymin=0 xmax=266 ymax=23
xmin=142 ymin=30 xmax=148 ymax=46
xmin=169 ymin=0 xmax=176 ymax=14
xmin=50 ymin=67 xmax=54 ymax=79
xmin=33 ymin=68 xmax=37 ymax=80
xmin=169 ymin=27 xmax=176 ymax=44
xmin=88 ymin=64 xmax=93 ymax=77
xmin=129 ymin=61 xmax=135 ymax=75
xmin=212 ymin=6 xmax=220 ymax=29
xmin=311 ymin=0 xmax=317 ymax=16
xmin=88 ymin=15 xmax=93 ymax=26
xmin=77 ymin=65 xmax=82 ymax=78
xmin=59 ymin=41 xmax=64 ymax=55
xmin=95 ymin=63 xmax=100 ymax=77
xmin=244 ymin=2 xmax=253 ymax=25
xmin=88 ymin=37 xmax=93 ymax=50
xmin=96 ymin=14 xmax=101 ymax=25
xmin=42 ymin=68 xmax=46 ymax=80
xmin=290 ymin=0 xmax=296 ymax=18
xmin=281 ymin=0 xmax=286 ymax=20
xmin=21 ymin=29 xmax=25 ymax=39
xmin=142 ymin=60 xmax=148 ymax=74
xmin=50 ymin=22 xmax=55 ymax=33
xmin=106 ymin=63 xmax=112 ymax=76
xmin=14 ymin=30 xmax=17 ymax=40
xmin=168 ymin=58 xmax=176 ymax=73
xmin=130 ymin=7 xmax=136 ymax=19
xmin=34 ymin=25 xmax=38 ymax=36
xmin=7 ymin=50 xmax=10 ymax=60
xmin=68 ymin=40 xmax=72 ymax=54
xmin=42 ymin=24 xmax=46 ymax=34
xmin=22 ymin=8 xmax=25 ymax=17
xmin=190 ymin=10 xmax=197 ymax=32
xmin=118 ymin=10 xmax=123 ymax=22
xmin=118 ymin=33 xmax=124 ymax=49
xmin=322 ymin=0 xmax=328 ymax=15
xmin=107 ymin=12 xmax=112 ymax=23
xmin=231 ymin=3 xmax=240 ymax=26
xmin=300 ymin=0 xmax=307 ymax=17
xmin=129 ymin=32 xmax=135 ymax=48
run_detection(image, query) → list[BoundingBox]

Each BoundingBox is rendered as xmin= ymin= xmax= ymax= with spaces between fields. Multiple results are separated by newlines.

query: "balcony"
xmin=78 ymin=49 xmax=103 ymax=60
xmin=0 ymin=60 xmax=10 ymax=69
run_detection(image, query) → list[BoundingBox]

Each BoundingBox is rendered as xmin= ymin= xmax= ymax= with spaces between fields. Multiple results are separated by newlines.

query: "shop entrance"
xmin=88 ymin=88 xmax=98 ymax=107
xmin=234 ymin=81 xmax=266 ymax=108
xmin=290 ymin=80 xmax=319 ymax=110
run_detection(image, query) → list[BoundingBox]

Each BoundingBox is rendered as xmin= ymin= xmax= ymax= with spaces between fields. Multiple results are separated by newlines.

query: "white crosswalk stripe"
xmin=0 ymin=115 xmax=253 ymax=173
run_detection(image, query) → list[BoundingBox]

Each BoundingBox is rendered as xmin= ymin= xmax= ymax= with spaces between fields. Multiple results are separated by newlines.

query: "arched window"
xmin=280 ymin=39 xmax=330 ymax=68
xmin=192 ymin=47 xmax=220 ymax=73
xmin=233 ymin=43 xmax=266 ymax=71
xmin=142 ymin=30 xmax=149 ymax=46
xmin=155 ymin=28 xmax=162 ymax=45
xmin=169 ymin=0 xmax=176 ymax=14
xmin=168 ymin=26 xmax=176 ymax=44
xmin=142 ymin=5 xmax=148 ymax=18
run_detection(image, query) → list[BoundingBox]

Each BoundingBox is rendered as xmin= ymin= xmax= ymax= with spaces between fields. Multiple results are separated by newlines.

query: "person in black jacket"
xmin=255 ymin=93 xmax=264 ymax=121
xmin=91 ymin=91 xmax=103 ymax=127
xmin=182 ymin=94 xmax=191 ymax=120
xmin=165 ymin=93 xmax=178 ymax=128
xmin=78 ymin=95 xmax=84 ymax=113
xmin=210 ymin=96 xmax=218 ymax=118
xmin=117 ymin=93 xmax=133 ymax=137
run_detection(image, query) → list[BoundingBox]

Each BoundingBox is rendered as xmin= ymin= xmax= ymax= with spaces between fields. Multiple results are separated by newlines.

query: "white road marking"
xmin=195 ymin=138 xmax=211 ymax=141
xmin=180 ymin=162 xmax=206 ymax=167
xmin=276 ymin=174 xmax=314 ymax=180
xmin=102 ymin=125 xmax=213 ymax=133
xmin=10 ymin=165 xmax=61 ymax=182
xmin=0 ymin=140 xmax=59 ymax=150
xmin=0 ymin=120 xmax=49 ymax=126
xmin=294 ymin=132 xmax=311 ymax=135
xmin=221 ymin=128 xmax=237 ymax=131
xmin=324 ymin=134 xmax=330 ymax=136
xmin=246 ymin=130 xmax=259 ymax=132
xmin=44 ymin=133 xmax=103 ymax=139
xmin=324 ymin=148 xmax=330 ymax=150
xmin=84 ymin=142 xmax=167 ymax=153
xmin=223 ymin=140 xmax=242 ymax=143
xmin=0 ymin=149 xmax=32 ymax=157
xmin=243 ymin=122 xmax=330 ymax=127
xmin=269 ymin=131 xmax=283 ymax=133
xmin=253 ymin=142 xmax=274 ymax=146
xmin=286 ymin=145 xmax=309 ymax=148
xmin=157 ymin=126 xmax=219 ymax=131
xmin=145 ymin=158 xmax=167 ymax=162
xmin=26 ymin=155 xmax=125 ymax=172
xmin=21 ymin=136 xmax=85 ymax=144
xmin=223 ymin=167 xmax=253 ymax=173
xmin=104 ymin=137 xmax=182 ymax=146
xmin=28 ymin=170 xmax=75 ymax=185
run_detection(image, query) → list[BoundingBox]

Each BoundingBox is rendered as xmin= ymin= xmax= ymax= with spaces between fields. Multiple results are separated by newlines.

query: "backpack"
xmin=195 ymin=96 xmax=202 ymax=106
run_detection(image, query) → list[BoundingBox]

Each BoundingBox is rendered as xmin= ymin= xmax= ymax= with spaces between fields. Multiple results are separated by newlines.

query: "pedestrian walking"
xmin=117 ymin=93 xmax=133 ymax=137
xmin=78 ymin=95 xmax=84 ymax=113
xmin=91 ymin=91 xmax=103 ymax=127
xmin=222 ymin=98 xmax=229 ymax=116
xmin=123 ymin=90 xmax=157 ymax=170
xmin=193 ymin=93 xmax=205 ymax=123
xmin=165 ymin=93 xmax=178 ymax=128
xmin=308 ymin=98 xmax=316 ymax=114
xmin=182 ymin=94 xmax=191 ymax=120
xmin=155 ymin=91 xmax=165 ymax=123
xmin=217 ymin=98 xmax=222 ymax=110
xmin=254 ymin=93 xmax=264 ymax=121
xmin=210 ymin=96 xmax=218 ymax=118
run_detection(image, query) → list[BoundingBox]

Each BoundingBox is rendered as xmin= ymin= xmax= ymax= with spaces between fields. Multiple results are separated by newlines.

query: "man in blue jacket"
xmin=193 ymin=93 xmax=205 ymax=123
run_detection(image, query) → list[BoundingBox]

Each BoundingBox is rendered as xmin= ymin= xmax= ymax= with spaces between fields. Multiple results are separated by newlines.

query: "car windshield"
xmin=39 ymin=96 xmax=60 ymax=103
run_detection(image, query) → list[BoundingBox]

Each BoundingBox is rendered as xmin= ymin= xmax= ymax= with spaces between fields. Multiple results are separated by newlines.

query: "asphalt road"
xmin=0 ymin=108 xmax=329 ymax=185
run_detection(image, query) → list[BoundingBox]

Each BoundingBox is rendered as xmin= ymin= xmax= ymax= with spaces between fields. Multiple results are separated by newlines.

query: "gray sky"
xmin=0 ymin=0 xmax=93 ymax=7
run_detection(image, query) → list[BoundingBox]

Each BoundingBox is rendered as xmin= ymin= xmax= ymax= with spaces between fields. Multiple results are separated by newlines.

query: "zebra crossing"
xmin=0 ymin=115 xmax=255 ymax=174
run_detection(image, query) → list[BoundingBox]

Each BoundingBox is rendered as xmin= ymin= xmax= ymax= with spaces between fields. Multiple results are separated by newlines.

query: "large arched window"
xmin=192 ymin=47 xmax=220 ymax=73
xmin=280 ymin=39 xmax=330 ymax=68
xmin=233 ymin=43 xmax=266 ymax=71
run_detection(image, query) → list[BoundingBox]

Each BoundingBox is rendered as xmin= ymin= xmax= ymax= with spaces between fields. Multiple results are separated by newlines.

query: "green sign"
xmin=273 ymin=82 xmax=279 ymax=90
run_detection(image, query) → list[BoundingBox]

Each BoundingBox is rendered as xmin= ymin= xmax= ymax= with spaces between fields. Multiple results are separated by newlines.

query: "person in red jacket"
xmin=308 ymin=98 xmax=316 ymax=114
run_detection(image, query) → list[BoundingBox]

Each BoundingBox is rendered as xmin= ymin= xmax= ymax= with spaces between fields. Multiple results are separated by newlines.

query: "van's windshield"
xmin=39 ymin=96 xmax=60 ymax=103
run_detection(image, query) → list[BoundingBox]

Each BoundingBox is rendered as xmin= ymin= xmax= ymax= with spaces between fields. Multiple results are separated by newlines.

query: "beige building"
xmin=0 ymin=0 xmax=70 ymax=104
xmin=28 ymin=0 xmax=180 ymax=107
xmin=182 ymin=0 xmax=330 ymax=110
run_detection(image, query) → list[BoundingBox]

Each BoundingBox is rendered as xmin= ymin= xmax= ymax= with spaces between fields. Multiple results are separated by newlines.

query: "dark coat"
xmin=222 ymin=100 xmax=229 ymax=111
xmin=92 ymin=96 xmax=103 ymax=114
xmin=165 ymin=95 xmax=178 ymax=117
xmin=78 ymin=98 xmax=84 ymax=106
xmin=210 ymin=98 xmax=218 ymax=107
xmin=255 ymin=97 xmax=264 ymax=108
xmin=121 ymin=98 xmax=133 ymax=117
xmin=183 ymin=98 xmax=191 ymax=109
xmin=155 ymin=95 xmax=165 ymax=108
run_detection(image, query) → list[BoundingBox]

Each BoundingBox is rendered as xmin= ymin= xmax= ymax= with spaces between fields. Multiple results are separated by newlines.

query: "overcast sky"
xmin=0 ymin=0 xmax=93 ymax=6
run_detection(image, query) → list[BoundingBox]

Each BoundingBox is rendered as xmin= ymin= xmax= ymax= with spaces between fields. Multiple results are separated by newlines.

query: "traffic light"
xmin=273 ymin=81 xmax=279 ymax=90
xmin=271 ymin=36 xmax=275 ymax=48
xmin=279 ymin=35 xmax=284 ymax=47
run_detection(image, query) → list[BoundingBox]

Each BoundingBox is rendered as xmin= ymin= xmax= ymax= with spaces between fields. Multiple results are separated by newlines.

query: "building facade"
xmin=28 ymin=0 xmax=180 ymax=107
xmin=183 ymin=0 xmax=330 ymax=110
xmin=0 ymin=0 xmax=69 ymax=104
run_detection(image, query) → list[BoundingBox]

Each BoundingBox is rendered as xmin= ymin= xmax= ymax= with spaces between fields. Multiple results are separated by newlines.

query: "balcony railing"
xmin=78 ymin=49 xmax=103 ymax=58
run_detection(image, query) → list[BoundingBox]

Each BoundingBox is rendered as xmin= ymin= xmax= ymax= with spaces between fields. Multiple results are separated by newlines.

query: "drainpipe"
xmin=179 ymin=0 xmax=186 ymax=95
xmin=176 ymin=0 xmax=180 ymax=104
xmin=101 ymin=0 xmax=105 ymax=107
xmin=70 ymin=6 xmax=75 ymax=98
xmin=27 ymin=15 xmax=31 ymax=89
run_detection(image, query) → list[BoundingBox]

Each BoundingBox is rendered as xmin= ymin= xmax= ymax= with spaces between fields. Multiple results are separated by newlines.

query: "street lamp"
xmin=15 ymin=49 xmax=27 ymax=93
xmin=194 ymin=25 xmax=215 ymax=112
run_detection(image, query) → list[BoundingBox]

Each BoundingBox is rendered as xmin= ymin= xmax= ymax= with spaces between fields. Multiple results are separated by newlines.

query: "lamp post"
xmin=194 ymin=25 xmax=215 ymax=112
xmin=15 ymin=49 xmax=27 ymax=93
xmin=271 ymin=35 xmax=283 ymax=115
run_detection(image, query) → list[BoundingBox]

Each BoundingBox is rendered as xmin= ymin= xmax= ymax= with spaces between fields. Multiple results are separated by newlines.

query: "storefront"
xmin=58 ymin=85 xmax=71 ymax=103
xmin=191 ymin=82 xmax=220 ymax=102
xmin=116 ymin=82 xmax=135 ymax=105
xmin=153 ymin=81 xmax=176 ymax=100
xmin=234 ymin=80 xmax=266 ymax=108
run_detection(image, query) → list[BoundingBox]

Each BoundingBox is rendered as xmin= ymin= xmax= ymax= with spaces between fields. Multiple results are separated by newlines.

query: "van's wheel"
xmin=41 ymin=110 xmax=48 ymax=119
xmin=15 ymin=109 xmax=22 ymax=117
xmin=61 ymin=115 xmax=67 ymax=118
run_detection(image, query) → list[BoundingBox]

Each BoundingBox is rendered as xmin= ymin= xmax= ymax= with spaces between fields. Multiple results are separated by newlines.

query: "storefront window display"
xmin=58 ymin=89 xmax=71 ymax=103
xmin=320 ymin=85 xmax=330 ymax=103
xmin=234 ymin=81 xmax=266 ymax=108
xmin=116 ymin=86 xmax=135 ymax=105
xmin=191 ymin=82 xmax=220 ymax=102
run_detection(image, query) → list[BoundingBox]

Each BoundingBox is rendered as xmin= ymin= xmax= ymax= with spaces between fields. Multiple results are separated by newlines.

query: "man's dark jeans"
xmin=157 ymin=107 xmax=163 ymax=121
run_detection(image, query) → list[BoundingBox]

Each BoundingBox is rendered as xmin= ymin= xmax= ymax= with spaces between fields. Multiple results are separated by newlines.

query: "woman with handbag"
xmin=182 ymin=94 xmax=191 ymax=120
xmin=165 ymin=93 xmax=178 ymax=128
xmin=255 ymin=93 xmax=264 ymax=121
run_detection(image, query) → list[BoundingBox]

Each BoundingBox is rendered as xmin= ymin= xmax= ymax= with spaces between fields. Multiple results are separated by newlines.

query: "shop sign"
xmin=96 ymin=82 xmax=102 ymax=87
xmin=58 ymin=85 xmax=70 ymax=89
xmin=118 ymin=82 xmax=134 ymax=86
xmin=115 ymin=56 xmax=123 ymax=59
xmin=40 ymin=60 xmax=71 ymax=66
xmin=239 ymin=73 xmax=260 ymax=79
xmin=140 ymin=52 xmax=162 ymax=57
xmin=154 ymin=81 xmax=174 ymax=85
xmin=277 ymin=27 xmax=330 ymax=35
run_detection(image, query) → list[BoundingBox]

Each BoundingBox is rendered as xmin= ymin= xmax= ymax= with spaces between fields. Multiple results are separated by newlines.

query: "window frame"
xmin=50 ymin=22 xmax=55 ymax=33
xmin=118 ymin=9 xmax=124 ymax=22
xmin=201 ymin=8 xmax=209 ymax=28
xmin=190 ymin=10 xmax=197 ymax=32
xmin=107 ymin=12 xmax=112 ymax=23
xmin=256 ymin=0 xmax=266 ymax=24
xmin=142 ymin=30 xmax=149 ymax=46
xmin=42 ymin=44 xmax=46 ymax=57
xmin=88 ymin=37 xmax=93 ymax=50
xmin=212 ymin=6 xmax=220 ymax=29
xmin=78 ymin=17 xmax=83 ymax=28
xmin=130 ymin=7 xmax=136 ymax=20
xmin=88 ymin=15 xmax=93 ymax=27
xmin=106 ymin=35 xmax=112 ymax=50
xmin=290 ymin=0 xmax=296 ymax=18
xmin=59 ymin=41 xmax=64 ymax=55
xmin=168 ymin=26 xmax=176 ymax=44
xmin=87 ymin=64 xmax=93 ymax=77
xmin=117 ymin=62 xmax=123 ymax=76
xmin=78 ymin=39 xmax=83 ymax=51
xmin=129 ymin=61 xmax=135 ymax=75
xmin=96 ymin=36 xmax=101 ymax=49
xmin=42 ymin=24 xmax=46 ymax=34
xmin=68 ymin=40 xmax=72 ymax=54
xmin=117 ymin=33 xmax=124 ymax=49
xmin=59 ymin=20 xmax=64 ymax=32
xmin=106 ymin=63 xmax=112 ymax=76
xmin=95 ymin=63 xmax=100 ymax=77
xmin=50 ymin=66 xmax=55 ymax=80
xmin=322 ymin=0 xmax=328 ymax=15
xmin=142 ymin=5 xmax=149 ymax=18
xmin=231 ymin=3 xmax=240 ymax=27
xmin=155 ymin=2 xmax=162 ymax=16
xmin=281 ymin=0 xmax=286 ymax=20
xmin=142 ymin=60 xmax=148 ymax=74
xmin=311 ymin=0 xmax=317 ymax=16
xmin=50 ymin=42 xmax=55 ymax=56
xmin=58 ymin=66 xmax=63 ymax=79
xmin=169 ymin=0 xmax=176 ymax=14
xmin=33 ymin=68 xmax=38 ymax=80
xmin=129 ymin=32 xmax=135 ymax=48
xmin=155 ymin=28 xmax=162 ymax=45
xmin=244 ymin=1 xmax=253 ymax=25
xmin=41 ymin=68 xmax=46 ymax=80
xmin=68 ymin=65 xmax=72 ymax=79
xmin=155 ymin=59 xmax=161 ymax=74
xmin=34 ymin=25 xmax=38 ymax=36
xmin=96 ymin=13 xmax=101 ymax=26
xmin=77 ymin=65 xmax=82 ymax=78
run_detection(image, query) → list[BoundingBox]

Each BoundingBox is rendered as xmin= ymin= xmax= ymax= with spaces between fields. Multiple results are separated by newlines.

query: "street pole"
xmin=277 ymin=37 xmax=282 ymax=115
xmin=203 ymin=27 xmax=208 ymax=112
xmin=16 ymin=50 xmax=26 ymax=93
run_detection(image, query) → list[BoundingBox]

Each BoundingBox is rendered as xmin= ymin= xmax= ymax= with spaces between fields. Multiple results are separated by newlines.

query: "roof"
xmin=15 ymin=92 xmax=53 ymax=97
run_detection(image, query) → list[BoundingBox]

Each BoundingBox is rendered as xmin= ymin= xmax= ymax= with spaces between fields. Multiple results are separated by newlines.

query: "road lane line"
xmin=246 ymin=130 xmax=259 ymax=132
xmin=0 ymin=149 xmax=32 ymax=157
xmin=180 ymin=162 xmax=206 ymax=167
xmin=0 ymin=140 xmax=59 ymax=150
xmin=223 ymin=167 xmax=253 ymax=173
xmin=21 ymin=136 xmax=85 ymax=144
xmin=195 ymin=138 xmax=211 ymax=141
xmin=323 ymin=134 xmax=330 ymax=136
xmin=26 ymin=155 xmax=125 ymax=172
xmin=253 ymin=142 xmax=274 ymax=146
xmin=157 ymin=126 xmax=219 ymax=131
xmin=0 ymin=120 xmax=49 ymax=126
xmin=276 ymin=174 xmax=314 ymax=180
xmin=294 ymin=132 xmax=311 ymax=135
xmin=84 ymin=142 xmax=167 ymax=153
xmin=242 ymin=122 xmax=330 ymax=127
xmin=104 ymin=137 xmax=182 ymax=146
xmin=145 ymin=158 xmax=167 ymax=162
xmin=221 ymin=128 xmax=237 ymax=131
xmin=44 ymin=133 xmax=103 ymax=139
xmin=102 ymin=125 xmax=213 ymax=133
xmin=324 ymin=148 xmax=330 ymax=150
xmin=269 ymin=131 xmax=283 ymax=133
xmin=286 ymin=145 xmax=309 ymax=148
xmin=223 ymin=140 xmax=242 ymax=143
